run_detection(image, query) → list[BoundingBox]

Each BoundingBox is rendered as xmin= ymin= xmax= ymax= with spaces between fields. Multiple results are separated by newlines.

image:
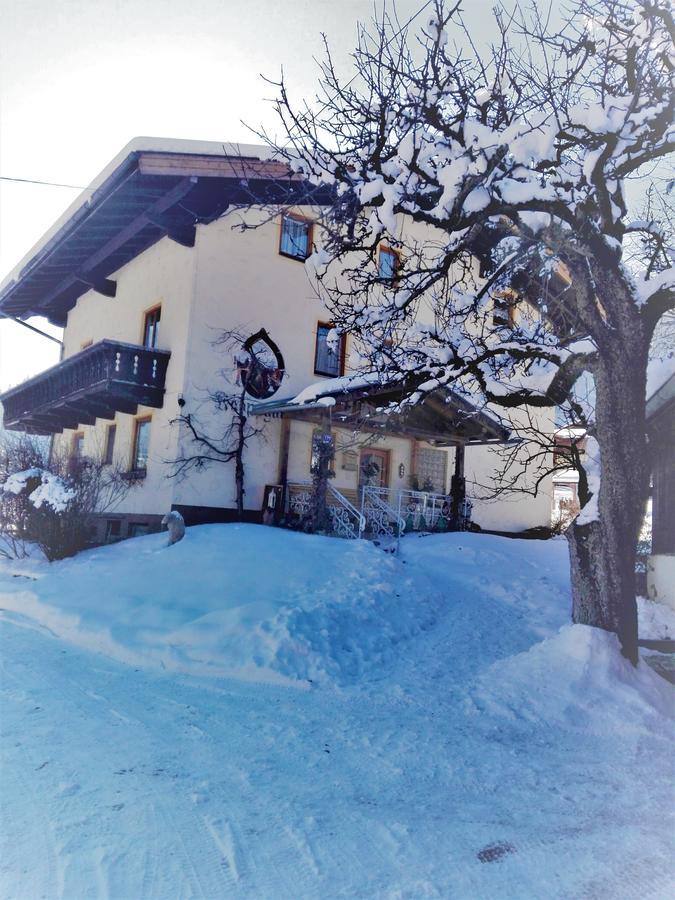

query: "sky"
xmin=9 ymin=0 xmax=646 ymax=396
xmin=0 ymin=0 xmax=663 ymax=395
xmin=2 ymin=0 xmax=463 ymax=390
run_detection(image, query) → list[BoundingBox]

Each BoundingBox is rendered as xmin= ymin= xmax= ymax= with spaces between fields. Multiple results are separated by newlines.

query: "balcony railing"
xmin=0 ymin=339 xmax=171 ymax=434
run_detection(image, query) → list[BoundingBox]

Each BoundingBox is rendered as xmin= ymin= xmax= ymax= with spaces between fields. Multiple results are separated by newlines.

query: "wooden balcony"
xmin=0 ymin=340 xmax=171 ymax=434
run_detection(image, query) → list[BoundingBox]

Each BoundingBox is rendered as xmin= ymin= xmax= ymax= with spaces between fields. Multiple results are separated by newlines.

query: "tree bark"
xmin=311 ymin=429 xmax=334 ymax=533
xmin=234 ymin=393 xmax=247 ymax=520
xmin=567 ymin=332 xmax=649 ymax=665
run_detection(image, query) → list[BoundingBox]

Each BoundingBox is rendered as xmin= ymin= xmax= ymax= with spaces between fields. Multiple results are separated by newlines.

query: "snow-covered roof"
xmin=250 ymin=371 xmax=511 ymax=445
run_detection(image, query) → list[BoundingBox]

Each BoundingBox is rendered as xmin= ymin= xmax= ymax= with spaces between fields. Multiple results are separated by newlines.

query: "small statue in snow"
xmin=161 ymin=510 xmax=185 ymax=546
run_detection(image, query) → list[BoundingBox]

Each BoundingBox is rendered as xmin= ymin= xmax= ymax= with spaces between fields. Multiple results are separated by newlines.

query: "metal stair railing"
xmin=285 ymin=482 xmax=365 ymax=539
xmin=362 ymin=486 xmax=406 ymax=538
xmin=327 ymin=484 xmax=366 ymax=539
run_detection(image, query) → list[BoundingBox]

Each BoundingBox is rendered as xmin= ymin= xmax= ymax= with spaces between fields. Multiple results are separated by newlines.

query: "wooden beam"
xmin=146 ymin=214 xmax=196 ymax=248
xmin=277 ymin=416 xmax=291 ymax=486
xmin=58 ymin=402 xmax=97 ymax=426
xmin=76 ymin=398 xmax=117 ymax=421
xmin=75 ymin=275 xmax=117 ymax=298
xmin=138 ymin=153 xmax=298 ymax=181
xmin=35 ymin=177 xmax=198 ymax=312
xmin=25 ymin=412 xmax=80 ymax=431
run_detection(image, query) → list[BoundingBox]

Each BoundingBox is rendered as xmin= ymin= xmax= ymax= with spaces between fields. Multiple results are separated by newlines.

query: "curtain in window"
xmin=134 ymin=421 xmax=151 ymax=469
xmin=315 ymin=325 xmax=341 ymax=376
xmin=280 ymin=217 xmax=309 ymax=258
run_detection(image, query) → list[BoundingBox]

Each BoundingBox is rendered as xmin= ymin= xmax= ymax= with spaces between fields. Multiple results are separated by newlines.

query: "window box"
xmin=122 ymin=468 xmax=147 ymax=482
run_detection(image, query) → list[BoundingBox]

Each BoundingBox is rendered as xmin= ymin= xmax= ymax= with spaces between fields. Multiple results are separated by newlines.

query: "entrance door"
xmin=359 ymin=448 xmax=390 ymax=489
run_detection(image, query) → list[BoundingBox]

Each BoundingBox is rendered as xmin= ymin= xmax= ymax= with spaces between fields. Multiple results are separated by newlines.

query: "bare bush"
xmin=0 ymin=432 xmax=135 ymax=561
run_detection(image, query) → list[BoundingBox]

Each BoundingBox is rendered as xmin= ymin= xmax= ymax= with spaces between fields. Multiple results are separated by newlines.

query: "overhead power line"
xmin=0 ymin=175 xmax=86 ymax=190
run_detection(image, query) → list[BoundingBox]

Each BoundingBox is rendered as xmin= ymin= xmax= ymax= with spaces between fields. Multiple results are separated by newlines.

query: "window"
xmin=492 ymin=292 xmax=517 ymax=329
xmin=279 ymin=214 xmax=312 ymax=260
xmin=128 ymin=522 xmax=150 ymax=538
xmin=143 ymin=306 xmax=161 ymax=349
xmin=104 ymin=519 xmax=122 ymax=542
xmin=132 ymin=418 xmax=151 ymax=471
xmin=69 ymin=432 xmax=85 ymax=474
xmin=72 ymin=432 xmax=84 ymax=458
xmin=104 ymin=424 xmax=116 ymax=465
xmin=378 ymin=246 xmax=399 ymax=281
xmin=314 ymin=323 xmax=345 ymax=377
xmin=414 ymin=448 xmax=448 ymax=494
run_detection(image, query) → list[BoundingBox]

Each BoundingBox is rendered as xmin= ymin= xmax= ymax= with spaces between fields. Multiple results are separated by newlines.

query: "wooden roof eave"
xmin=250 ymin=383 xmax=510 ymax=446
xmin=0 ymin=147 xmax=328 ymax=327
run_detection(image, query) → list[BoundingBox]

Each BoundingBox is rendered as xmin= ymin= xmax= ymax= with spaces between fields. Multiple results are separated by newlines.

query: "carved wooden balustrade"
xmin=0 ymin=340 xmax=171 ymax=434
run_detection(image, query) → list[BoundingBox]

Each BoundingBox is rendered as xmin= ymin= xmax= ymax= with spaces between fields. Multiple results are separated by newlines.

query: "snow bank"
xmin=0 ymin=524 xmax=444 ymax=686
xmin=476 ymin=624 xmax=674 ymax=733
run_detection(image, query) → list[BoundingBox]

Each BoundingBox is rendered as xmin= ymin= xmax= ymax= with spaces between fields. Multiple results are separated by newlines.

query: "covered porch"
xmin=250 ymin=374 xmax=512 ymax=540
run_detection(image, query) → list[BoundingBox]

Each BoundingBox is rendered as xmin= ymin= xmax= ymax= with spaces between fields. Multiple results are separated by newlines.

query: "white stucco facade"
xmin=1 ymin=140 xmax=553 ymax=537
xmin=647 ymin=555 xmax=675 ymax=612
xmin=45 ymin=200 xmax=555 ymax=534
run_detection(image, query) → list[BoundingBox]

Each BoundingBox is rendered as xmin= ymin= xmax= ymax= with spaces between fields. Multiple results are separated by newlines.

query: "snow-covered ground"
xmin=1 ymin=526 xmax=673 ymax=899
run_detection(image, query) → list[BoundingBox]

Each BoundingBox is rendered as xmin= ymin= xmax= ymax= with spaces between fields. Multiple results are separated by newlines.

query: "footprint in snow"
xmin=477 ymin=841 xmax=516 ymax=863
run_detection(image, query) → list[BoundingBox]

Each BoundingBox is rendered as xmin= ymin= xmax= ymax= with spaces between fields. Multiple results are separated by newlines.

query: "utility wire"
xmin=0 ymin=175 xmax=86 ymax=190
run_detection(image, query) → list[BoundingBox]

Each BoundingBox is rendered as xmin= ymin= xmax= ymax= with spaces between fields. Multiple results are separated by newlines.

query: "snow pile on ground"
xmin=0 ymin=525 xmax=447 ymax=686
xmin=1 ymin=526 xmax=673 ymax=899
xmin=476 ymin=624 xmax=674 ymax=732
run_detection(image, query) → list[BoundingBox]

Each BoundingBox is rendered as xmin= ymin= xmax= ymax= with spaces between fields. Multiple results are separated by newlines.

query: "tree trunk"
xmin=311 ymin=430 xmax=334 ymax=533
xmin=567 ymin=338 xmax=650 ymax=665
xmin=234 ymin=394 xmax=246 ymax=520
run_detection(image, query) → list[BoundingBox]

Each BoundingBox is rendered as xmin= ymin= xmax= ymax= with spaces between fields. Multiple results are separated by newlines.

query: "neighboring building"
xmin=0 ymin=139 xmax=554 ymax=540
xmin=646 ymin=371 xmax=675 ymax=610
xmin=551 ymin=427 xmax=586 ymax=527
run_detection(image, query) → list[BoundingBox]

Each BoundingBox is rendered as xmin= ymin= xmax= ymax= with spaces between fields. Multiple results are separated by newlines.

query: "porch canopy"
xmin=249 ymin=373 xmax=511 ymax=446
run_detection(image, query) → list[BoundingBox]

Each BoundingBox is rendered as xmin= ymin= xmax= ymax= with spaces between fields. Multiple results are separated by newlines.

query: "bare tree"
xmin=0 ymin=433 xmax=135 ymax=561
xmin=167 ymin=330 xmax=269 ymax=518
xmin=262 ymin=0 xmax=674 ymax=663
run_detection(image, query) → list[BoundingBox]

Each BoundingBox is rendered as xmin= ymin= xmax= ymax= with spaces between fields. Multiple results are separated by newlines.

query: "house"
xmin=646 ymin=370 xmax=675 ymax=610
xmin=0 ymin=138 xmax=555 ymax=540
xmin=551 ymin=426 xmax=586 ymax=527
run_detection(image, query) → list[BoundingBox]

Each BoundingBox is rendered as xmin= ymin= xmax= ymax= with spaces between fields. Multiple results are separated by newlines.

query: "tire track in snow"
xmin=0 ymin=652 xmax=60 ymax=899
xmin=63 ymin=682 xmax=240 ymax=899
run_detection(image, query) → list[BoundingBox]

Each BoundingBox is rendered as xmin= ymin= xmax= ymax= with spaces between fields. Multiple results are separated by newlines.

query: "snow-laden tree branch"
xmin=262 ymin=0 xmax=674 ymax=664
